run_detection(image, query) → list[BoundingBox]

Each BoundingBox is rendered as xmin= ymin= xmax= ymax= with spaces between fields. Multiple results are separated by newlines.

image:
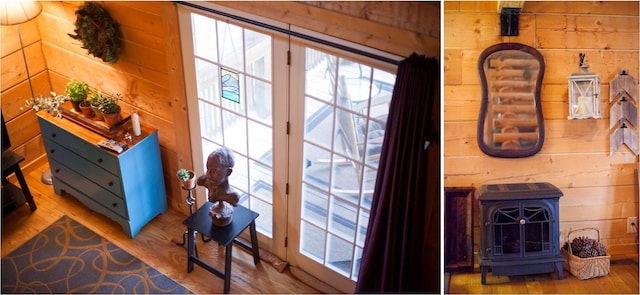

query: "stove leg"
xmin=480 ymin=266 xmax=488 ymax=285
xmin=555 ymin=262 xmax=564 ymax=280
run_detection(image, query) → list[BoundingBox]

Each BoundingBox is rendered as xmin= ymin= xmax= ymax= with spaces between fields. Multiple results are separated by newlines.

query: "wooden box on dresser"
xmin=37 ymin=112 xmax=167 ymax=238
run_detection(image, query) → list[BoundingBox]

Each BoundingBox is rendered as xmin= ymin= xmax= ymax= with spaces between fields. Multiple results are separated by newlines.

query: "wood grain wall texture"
xmin=0 ymin=1 xmax=439 ymax=217
xmin=444 ymin=1 xmax=640 ymax=253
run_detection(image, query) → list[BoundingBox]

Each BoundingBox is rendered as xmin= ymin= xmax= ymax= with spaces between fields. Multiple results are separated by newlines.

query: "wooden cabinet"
xmin=37 ymin=113 xmax=167 ymax=238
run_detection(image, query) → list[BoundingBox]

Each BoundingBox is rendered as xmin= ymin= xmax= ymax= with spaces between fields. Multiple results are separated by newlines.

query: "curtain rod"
xmin=175 ymin=1 xmax=401 ymax=66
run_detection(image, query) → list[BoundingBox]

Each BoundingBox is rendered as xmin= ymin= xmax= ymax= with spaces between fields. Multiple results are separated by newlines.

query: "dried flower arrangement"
xmin=25 ymin=92 xmax=69 ymax=118
xmin=68 ymin=2 xmax=122 ymax=64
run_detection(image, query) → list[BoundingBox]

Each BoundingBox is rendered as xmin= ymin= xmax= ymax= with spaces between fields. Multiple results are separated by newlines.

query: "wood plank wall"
xmin=0 ymin=1 xmax=439 ymax=217
xmin=444 ymin=1 xmax=640 ymax=254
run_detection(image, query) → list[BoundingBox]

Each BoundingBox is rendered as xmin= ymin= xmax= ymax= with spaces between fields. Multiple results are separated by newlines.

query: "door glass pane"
xmin=300 ymin=47 xmax=395 ymax=281
xmin=195 ymin=59 xmax=219 ymax=103
xmin=191 ymin=14 xmax=274 ymax=237
xmin=217 ymin=22 xmax=243 ymax=70
xmin=191 ymin=14 xmax=217 ymax=62
xmin=301 ymin=221 xmax=326 ymax=262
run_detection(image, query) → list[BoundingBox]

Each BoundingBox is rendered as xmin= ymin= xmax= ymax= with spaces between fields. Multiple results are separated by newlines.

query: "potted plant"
xmin=89 ymin=91 xmax=105 ymax=120
xmin=101 ymin=96 xmax=122 ymax=126
xmin=64 ymin=80 xmax=90 ymax=112
xmin=25 ymin=92 xmax=69 ymax=118
xmin=78 ymin=99 xmax=94 ymax=118
xmin=176 ymin=168 xmax=196 ymax=189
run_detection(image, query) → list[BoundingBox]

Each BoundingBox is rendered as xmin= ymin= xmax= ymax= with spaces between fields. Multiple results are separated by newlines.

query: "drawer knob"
xmin=112 ymin=203 xmax=118 ymax=208
xmin=98 ymin=158 xmax=103 ymax=163
xmin=50 ymin=149 xmax=55 ymax=154
xmin=54 ymin=169 xmax=60 ymax=173
xmin=108 ymin=181 xmax=114 ymax=187
xmin=51 ymin=133 xmax=57 ymax=138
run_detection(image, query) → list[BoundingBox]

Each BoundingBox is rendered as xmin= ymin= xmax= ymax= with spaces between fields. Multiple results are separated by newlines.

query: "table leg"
xmin=224 ymin=244 xmax=232 ymax=293
xmin=249 ymin=221 xmax=260 ymax=265
xmin=15 ymin=168 xmax=36 ymax=211
xmin=187 ymin=227 xmax=195 ymax=273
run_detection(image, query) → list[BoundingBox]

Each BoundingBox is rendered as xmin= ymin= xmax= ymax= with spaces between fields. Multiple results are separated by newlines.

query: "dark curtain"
xmin=355 ymin=53 xmax=440 ymax=293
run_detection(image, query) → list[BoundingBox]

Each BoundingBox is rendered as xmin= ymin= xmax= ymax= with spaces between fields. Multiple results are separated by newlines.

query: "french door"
xmin=288 ymin=42 xmax=396 ymax=292
xmin=178 ymin=4 xmax=397 ymax=293
xmin=178 ymin=7 xmax=289 ymax=258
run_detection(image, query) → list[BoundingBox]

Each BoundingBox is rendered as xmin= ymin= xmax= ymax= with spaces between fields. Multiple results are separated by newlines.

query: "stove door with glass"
xmin=476 ymin=182 xmax=564 ymax=284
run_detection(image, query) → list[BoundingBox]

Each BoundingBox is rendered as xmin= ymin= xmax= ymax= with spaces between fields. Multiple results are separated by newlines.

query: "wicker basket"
xmin=561 ymin=228 xmax=610 ymax=280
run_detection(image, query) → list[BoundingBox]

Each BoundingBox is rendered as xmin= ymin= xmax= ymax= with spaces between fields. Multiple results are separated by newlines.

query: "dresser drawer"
xmin=49 ymin=159 xmax=128 ymax=219
xmin=44 ymin=139 xmax=124 ymax=197
xmin=39 ymin=118 xmax=120 ymax=173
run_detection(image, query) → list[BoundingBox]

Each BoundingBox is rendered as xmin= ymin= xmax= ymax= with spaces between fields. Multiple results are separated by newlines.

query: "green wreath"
xmin=68 ymin=2 xmax=121 ymax=64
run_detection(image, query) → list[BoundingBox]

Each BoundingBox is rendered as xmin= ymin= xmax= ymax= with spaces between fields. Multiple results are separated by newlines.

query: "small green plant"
xmin=100 ymin=97 xmax=121 ymax=114
xmin=176 ymin=168 xmax=192 ymax=181
xmin=64 ymin=80 xmax=90 ymax=102
xmin=89 ymin=91 xmax=105 ymax=107
xmin=25 ymin=92 xmax=69 ymax=118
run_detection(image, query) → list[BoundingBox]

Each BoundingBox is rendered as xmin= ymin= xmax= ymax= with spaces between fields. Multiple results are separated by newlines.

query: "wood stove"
xmin=475 ymin=182 xmax=564 ymax=284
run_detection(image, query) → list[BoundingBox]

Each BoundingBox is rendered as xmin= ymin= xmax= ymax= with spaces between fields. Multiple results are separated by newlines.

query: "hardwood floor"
xmin=2 ymin=162 xmax=319 ymax=294
xmin=447 ymin=253 xmax=639 ymax=294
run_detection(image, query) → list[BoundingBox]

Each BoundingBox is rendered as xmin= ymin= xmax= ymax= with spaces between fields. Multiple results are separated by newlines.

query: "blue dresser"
xmin=37 ymin=113 xmax=167 ymax=238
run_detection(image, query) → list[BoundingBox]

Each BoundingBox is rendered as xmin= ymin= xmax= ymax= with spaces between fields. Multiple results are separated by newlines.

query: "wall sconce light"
xmin=568 ymin=53 xmax=601 ymax=119
xmin=498 ymin=1 xmax=523 ymax=36
xmin=500 ymin=8 xmax=521 ymax=36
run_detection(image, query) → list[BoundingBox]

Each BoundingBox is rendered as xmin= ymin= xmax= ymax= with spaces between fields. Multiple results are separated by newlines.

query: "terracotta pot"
xmin=180 ymin=170 xmax=196 ymax=190
xmin=103 ymin=112 xmax=121 ymax=127
xmin=79 ymin=102 xmax=94 ymax=118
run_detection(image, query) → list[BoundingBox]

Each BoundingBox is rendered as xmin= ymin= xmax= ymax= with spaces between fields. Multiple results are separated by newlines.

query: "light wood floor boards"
xmin=447 ymin=254 xmax=639 ymax=294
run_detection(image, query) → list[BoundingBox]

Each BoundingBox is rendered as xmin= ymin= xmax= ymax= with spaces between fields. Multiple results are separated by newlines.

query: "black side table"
xmin=184 ymin=202 xmax=260 ymax=293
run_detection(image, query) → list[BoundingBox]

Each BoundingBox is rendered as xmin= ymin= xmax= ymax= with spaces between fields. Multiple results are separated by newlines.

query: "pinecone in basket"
xmin=594 ymin=240 xmax=607 ymax=256
xmin=578 ymin=247 xmax=600 ymax=258
xmin=570 ymin=236 xmax=593 ymax=255
xmin=569 ymin=235 xmax=607 ymax=258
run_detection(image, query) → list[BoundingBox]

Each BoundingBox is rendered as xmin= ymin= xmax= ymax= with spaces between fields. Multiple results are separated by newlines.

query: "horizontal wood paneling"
xmin=523 ymin=1 xmax=639 ymax=16
xmin=445 ymin=1 xmax=639 ymax=253
xmin=536 ymin=15 xmax=639 ymax=50
xmin=444 ymin=153 xmax=637 ymax=187
xmin=0 ymin=22 xmax=41 ymax=59
xmin=1 ymin=43 xmax=46 ymax=95
xmin=214 ymin=1 xmax=439 ymax=57
xmin=41 ymin=46 xmax=173 ymax=120
xmin=444 ymin=13 xmax=536 ymax=50
xmin=2 ymin=72 xmax=51 ymax=119
xmin=302 ymin=1 xmax=439 ymax=43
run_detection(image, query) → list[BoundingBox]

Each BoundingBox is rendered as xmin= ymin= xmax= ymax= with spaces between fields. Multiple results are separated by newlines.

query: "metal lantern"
xmin=568 ymin=53 xmax=601 ymax=119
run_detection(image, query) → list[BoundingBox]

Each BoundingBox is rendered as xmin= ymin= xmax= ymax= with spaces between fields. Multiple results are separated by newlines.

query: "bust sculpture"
xmin=197 ymin=147 xmax=240 ymax=226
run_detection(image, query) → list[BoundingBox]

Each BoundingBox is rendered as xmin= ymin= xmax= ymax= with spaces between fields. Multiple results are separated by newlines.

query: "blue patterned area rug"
xmin=1 ymin=216 xmax=191 ymax=294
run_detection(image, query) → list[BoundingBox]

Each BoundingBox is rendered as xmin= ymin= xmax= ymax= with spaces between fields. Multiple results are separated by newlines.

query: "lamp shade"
xmin=0 ymin=0 xmax=42 ymax=26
